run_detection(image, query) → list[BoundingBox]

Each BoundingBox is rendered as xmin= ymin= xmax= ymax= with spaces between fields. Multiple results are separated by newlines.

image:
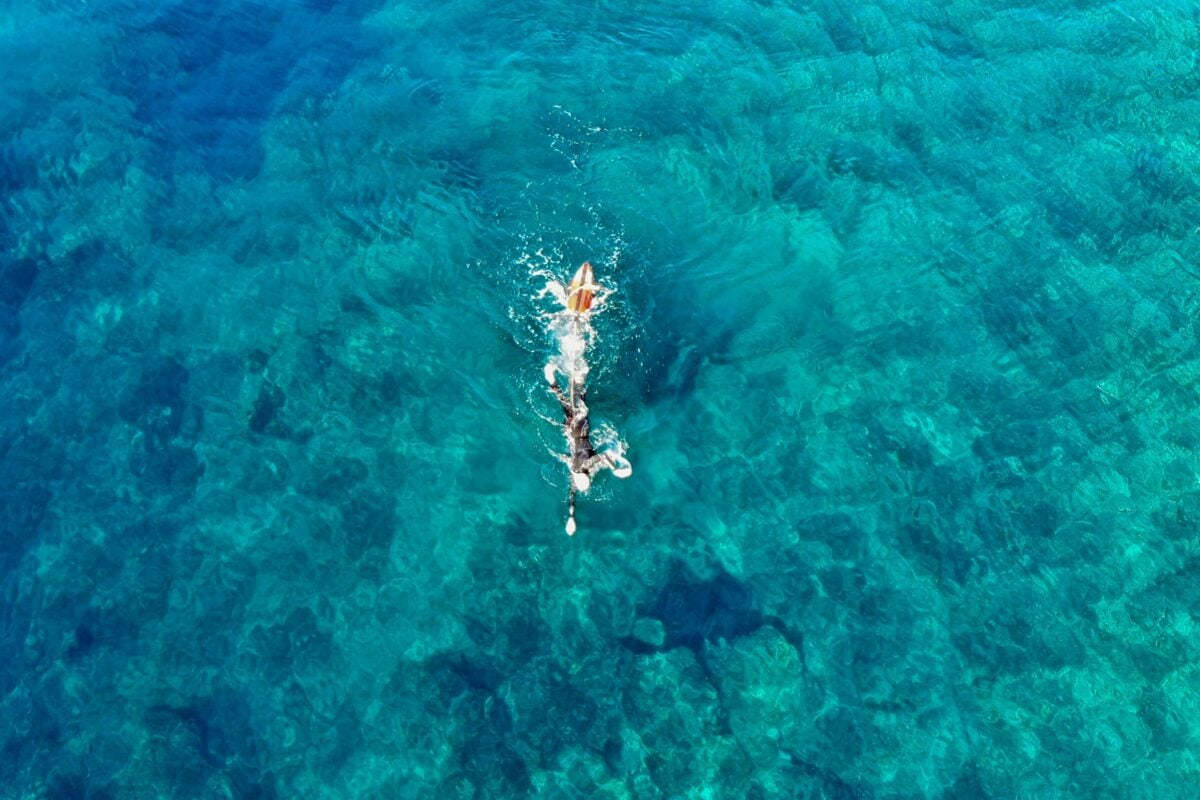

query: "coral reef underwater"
xmin=1 ymin=0 xmax=1199 ymax=797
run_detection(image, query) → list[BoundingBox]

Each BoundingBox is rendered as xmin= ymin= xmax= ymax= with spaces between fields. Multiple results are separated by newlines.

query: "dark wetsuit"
xmin=553 ymin=383 xmax=597 ymax=474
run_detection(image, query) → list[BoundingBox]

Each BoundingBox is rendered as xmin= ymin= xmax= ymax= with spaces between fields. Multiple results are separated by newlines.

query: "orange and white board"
xmin=566 ymin=261 xmax=596 ymax=313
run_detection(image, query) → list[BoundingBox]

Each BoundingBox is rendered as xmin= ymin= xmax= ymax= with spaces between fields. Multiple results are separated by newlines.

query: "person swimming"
xmin=544 ymin=261 xmax=631 ymax=535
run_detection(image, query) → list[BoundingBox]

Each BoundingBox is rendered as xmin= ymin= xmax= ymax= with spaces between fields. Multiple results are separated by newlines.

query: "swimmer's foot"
xmin=566 ymin=491 xmax=577 ymax=535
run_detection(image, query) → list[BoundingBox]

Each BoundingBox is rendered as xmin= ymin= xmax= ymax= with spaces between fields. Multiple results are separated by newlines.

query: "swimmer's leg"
xmin=565 ymin=485 xmax=578 ymax=535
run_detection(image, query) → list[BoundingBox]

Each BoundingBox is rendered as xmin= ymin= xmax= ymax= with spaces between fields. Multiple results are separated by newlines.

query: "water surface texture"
xmin=2 ymin=0 xmax=1200 ymax=797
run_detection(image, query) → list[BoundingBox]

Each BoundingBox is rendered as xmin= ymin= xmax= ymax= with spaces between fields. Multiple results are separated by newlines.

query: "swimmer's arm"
xmin=584 ymin=451 xmax=632 ymax=478
xmin=549 ymin=383 xmax=573 ymax=417
xmin=581 ymin=452 xmax=611 ymax=471
xmin=548 ymin=375 xmax=589 ymax=421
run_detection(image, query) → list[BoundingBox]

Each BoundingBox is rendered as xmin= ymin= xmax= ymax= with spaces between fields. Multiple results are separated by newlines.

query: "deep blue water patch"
xmin=108 ymin=0 xmax=383 ymax=181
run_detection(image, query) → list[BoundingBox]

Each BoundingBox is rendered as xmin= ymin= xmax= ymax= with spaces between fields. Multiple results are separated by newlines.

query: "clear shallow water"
xmin=2 ymin=0 xmax=1199 ymax=796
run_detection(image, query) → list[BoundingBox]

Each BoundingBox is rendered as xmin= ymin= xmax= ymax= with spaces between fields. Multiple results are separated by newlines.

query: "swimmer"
xmin=545 ymin=261 xmax=631 ymax=535
xmin=546 ymin=366 xmax=631 ymax=535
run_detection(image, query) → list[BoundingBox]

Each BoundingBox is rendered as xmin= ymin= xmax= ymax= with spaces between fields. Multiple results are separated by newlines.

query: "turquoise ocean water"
xmin=2 ymin=0 xmax=1200 ymax=796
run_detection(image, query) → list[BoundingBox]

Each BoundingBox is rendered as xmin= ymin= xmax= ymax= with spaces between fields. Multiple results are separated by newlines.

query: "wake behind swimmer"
xmin=542 ymin=261 xmax=631 ymax=535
